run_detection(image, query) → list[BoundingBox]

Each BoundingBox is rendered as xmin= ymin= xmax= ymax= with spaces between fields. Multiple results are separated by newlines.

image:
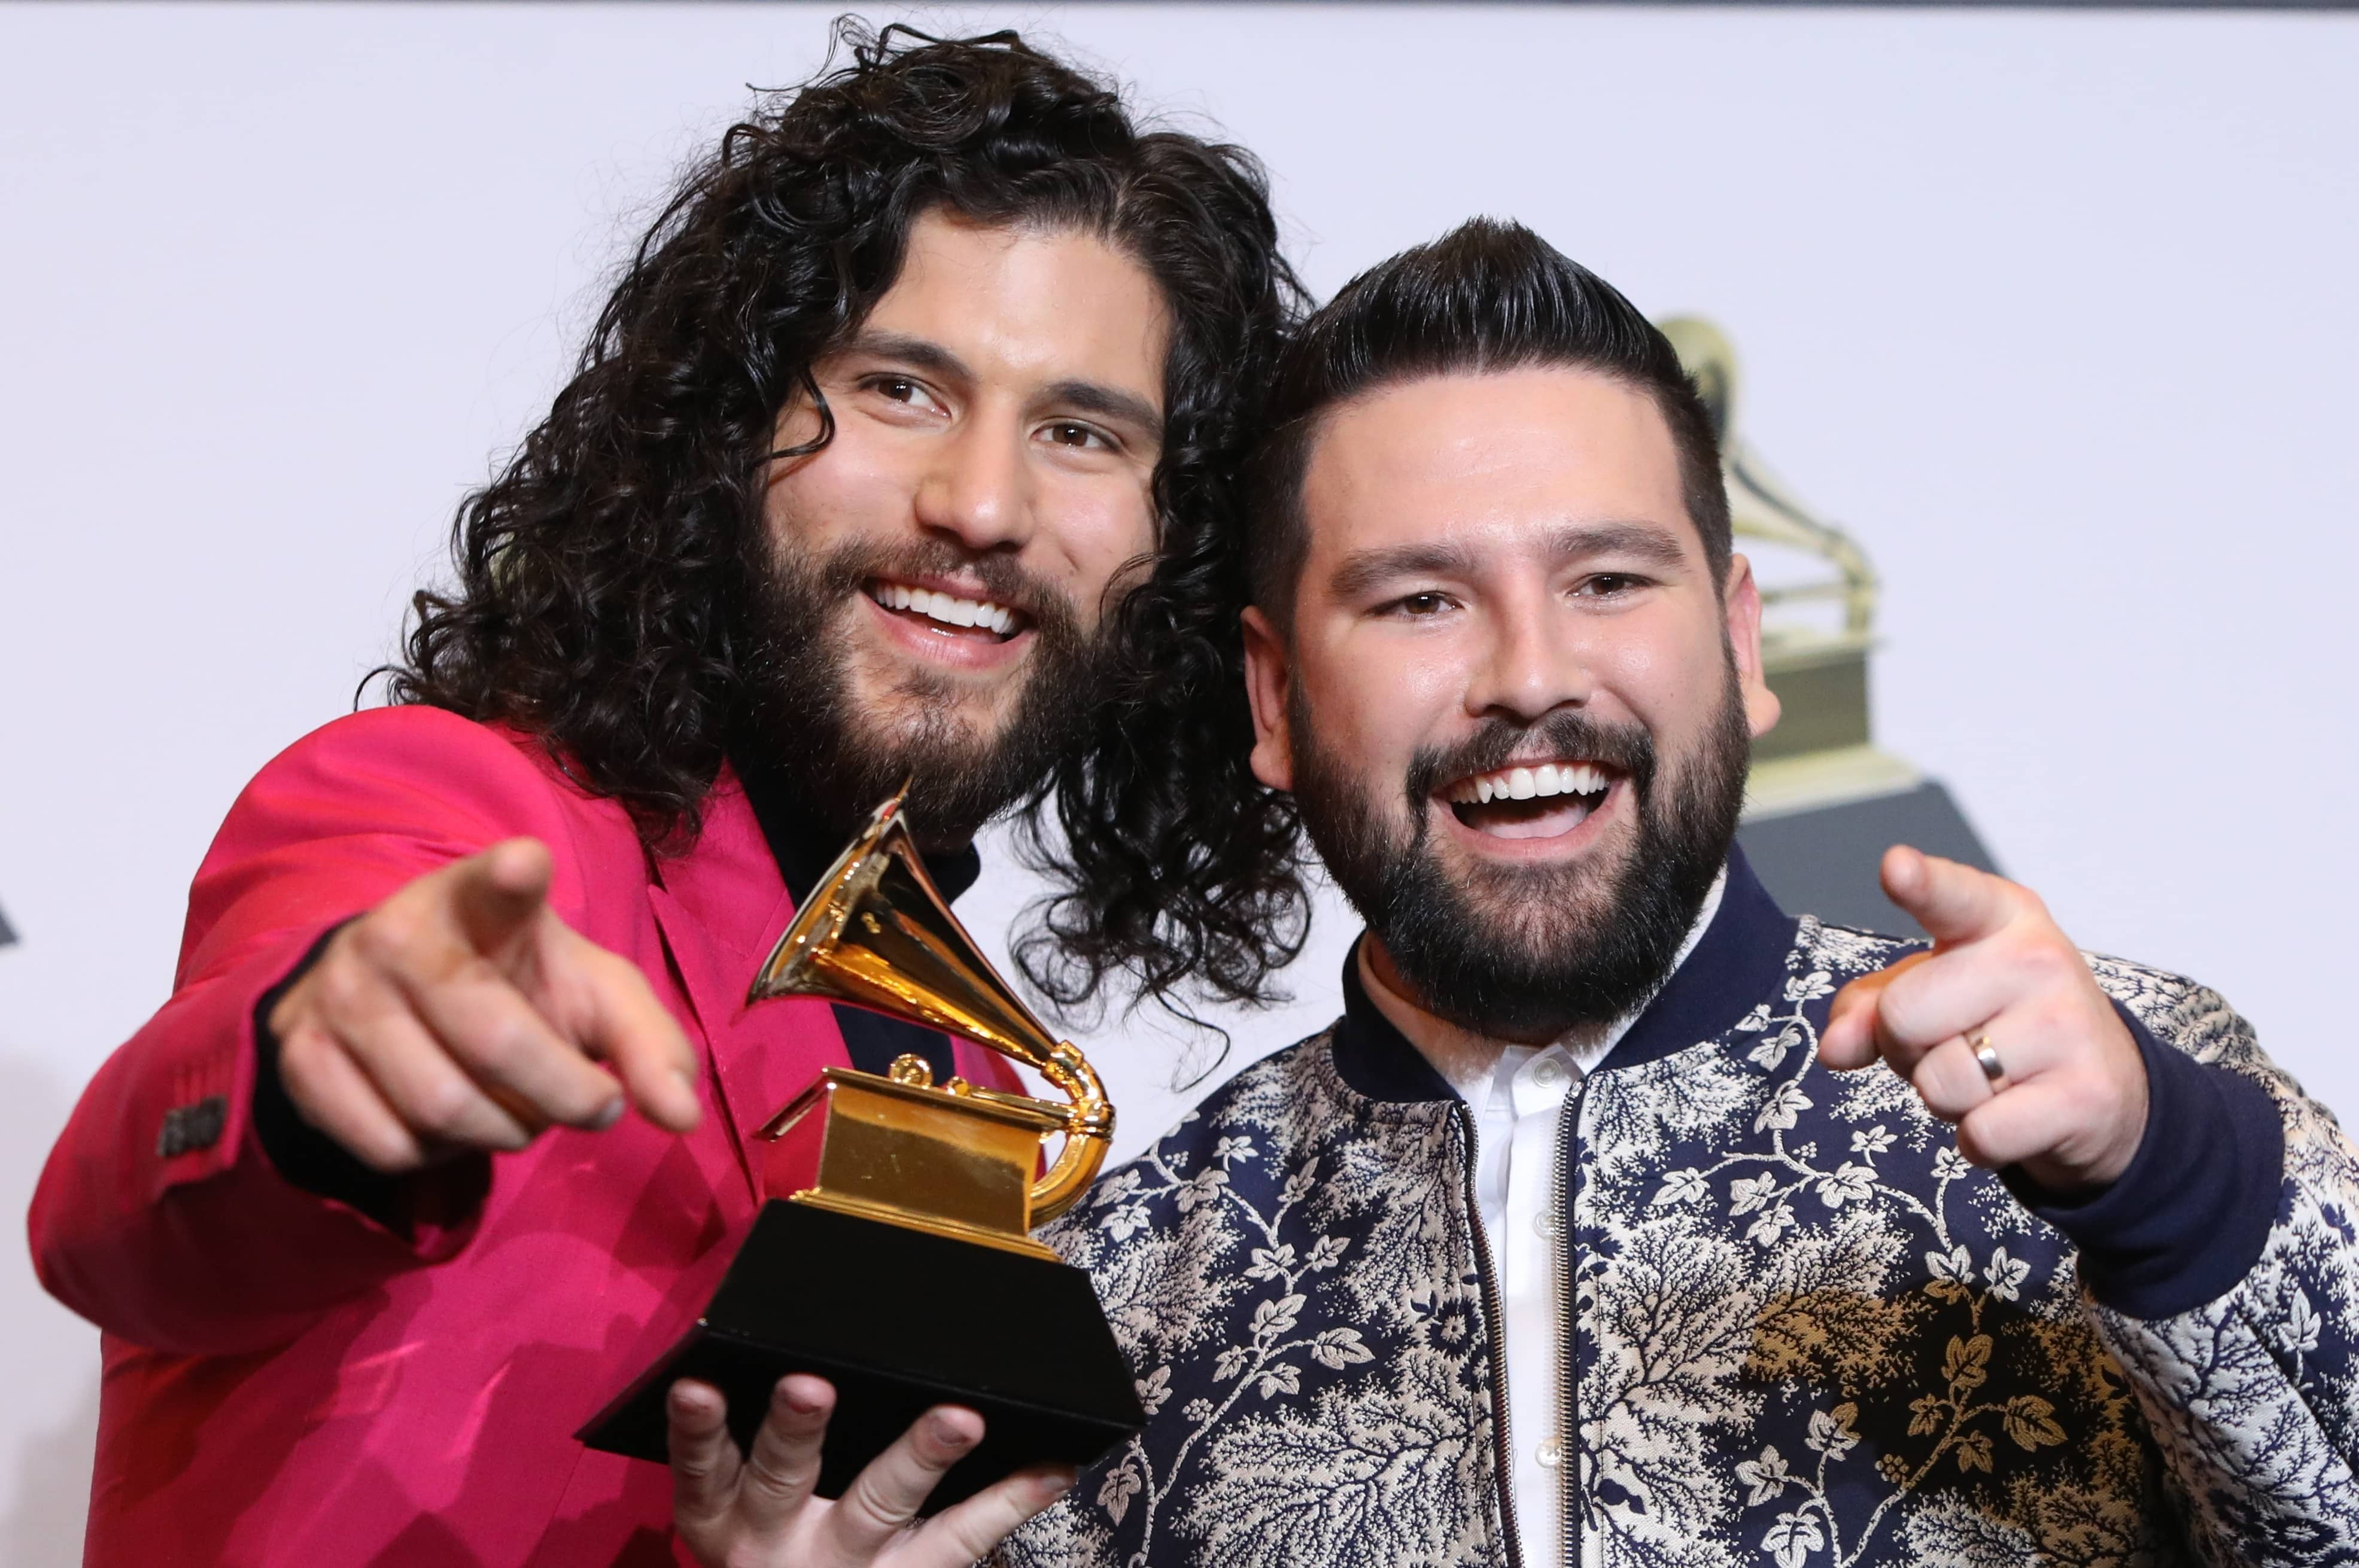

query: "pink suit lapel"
xmin=645 ymin=770 xmax=850 ymax=1198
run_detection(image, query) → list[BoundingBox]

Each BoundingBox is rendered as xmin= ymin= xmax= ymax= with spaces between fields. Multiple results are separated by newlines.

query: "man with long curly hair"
xmin=29 ymin=25 xmax=1308 ymax=1566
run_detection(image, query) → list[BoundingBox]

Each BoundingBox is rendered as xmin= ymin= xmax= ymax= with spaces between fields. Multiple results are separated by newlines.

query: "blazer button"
xmin=157 ymin=1095 xmax=228 ymax=1159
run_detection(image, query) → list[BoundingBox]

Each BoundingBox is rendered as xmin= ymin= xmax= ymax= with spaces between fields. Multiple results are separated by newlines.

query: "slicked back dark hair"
xmin=1054 ymin=220 xmax=1734 ymax=1030
xmin=381 ymin=20 xmax=1312 ymax=1016
xmin=1246 ymin=218 xmax=1732 ymax=628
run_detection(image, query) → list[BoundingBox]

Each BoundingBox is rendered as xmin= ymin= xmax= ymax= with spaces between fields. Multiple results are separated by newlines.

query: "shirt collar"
xmin=731 ymin=755 xmax=983 ymax=908
xmin=1331 ymin=844 xmax=1799 ymax=1105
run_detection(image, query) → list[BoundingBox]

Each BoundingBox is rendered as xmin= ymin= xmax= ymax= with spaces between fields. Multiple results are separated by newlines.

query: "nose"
xmin=1465 ymin=587 xmax=1591 ymax=723
xmin=912 ymin=413 xmax=1034 ymax=554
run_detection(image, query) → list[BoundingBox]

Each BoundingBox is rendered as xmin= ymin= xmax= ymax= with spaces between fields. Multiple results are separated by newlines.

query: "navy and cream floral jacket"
xmin=1002 ymin=850 xmax=2354 ymax=1567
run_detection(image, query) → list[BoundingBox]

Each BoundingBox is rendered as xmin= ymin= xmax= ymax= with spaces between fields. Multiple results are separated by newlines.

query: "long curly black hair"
xmin=382 ymin=20 xmax=1314 ymax=1016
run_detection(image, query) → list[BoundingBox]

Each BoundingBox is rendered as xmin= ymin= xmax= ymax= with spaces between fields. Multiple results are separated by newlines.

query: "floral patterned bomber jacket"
xmin=1000 ymin=850 xmax=2358 ymax=1567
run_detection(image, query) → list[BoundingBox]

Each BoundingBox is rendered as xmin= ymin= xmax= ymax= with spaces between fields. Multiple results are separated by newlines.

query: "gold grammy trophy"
xmin=745 ymin=785 xmax=1114 ymax=1256
xmin=579 ymin=788 xmax=1145 ymax=1512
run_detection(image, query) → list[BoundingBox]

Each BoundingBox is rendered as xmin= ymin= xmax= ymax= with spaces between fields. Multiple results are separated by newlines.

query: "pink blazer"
xmin=28 ymin=706 xmax=1023 ymax=1566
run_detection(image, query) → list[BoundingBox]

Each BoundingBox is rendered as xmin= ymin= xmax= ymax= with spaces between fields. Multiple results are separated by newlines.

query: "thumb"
xmin=1879 ymin=845 xmax=2013 ymax=948
xmin=916 ymin=1463 xmax=1078 ymax=1566
xmin=1819 ymin=970 xmax=1891 ymax=1070
xmin=444 ymin=838 xmax=555 ymax=959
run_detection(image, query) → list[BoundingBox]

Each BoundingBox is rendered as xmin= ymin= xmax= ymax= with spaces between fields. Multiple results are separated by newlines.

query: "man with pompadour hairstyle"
xmin=29 ymin=23 xmax=1306 ymax=1566
xmin=994 ymin=220 xmax=2359 ymax=1568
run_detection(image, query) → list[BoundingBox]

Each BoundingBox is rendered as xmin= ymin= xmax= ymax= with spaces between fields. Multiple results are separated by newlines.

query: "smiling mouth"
xmin=864 ymin=577 xmax=1029 ymax=641
xmin=1442 ymin=759 xmax=1619 ymax=840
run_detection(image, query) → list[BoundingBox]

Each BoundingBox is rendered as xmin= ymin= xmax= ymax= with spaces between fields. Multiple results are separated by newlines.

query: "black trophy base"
xmin=577 ymin=1200 xmax=1143 ymax=1514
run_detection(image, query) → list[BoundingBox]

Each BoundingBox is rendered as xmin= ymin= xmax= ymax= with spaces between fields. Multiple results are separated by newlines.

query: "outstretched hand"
xmin=668 ymin=1375 xmax=1074 ymax=1568
xmin=1819 ymin=845 xmax=2148 ymax=1192
xmin=269 ymin=838 xmax=701 ymax=1171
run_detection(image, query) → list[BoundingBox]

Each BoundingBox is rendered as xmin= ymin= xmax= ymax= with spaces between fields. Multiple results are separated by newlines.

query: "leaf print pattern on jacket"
xmin=1001 ymin=909 xmax=2359 ymax=1568
xmin=1016 ymin=1062 xmax=1504 ymax=1568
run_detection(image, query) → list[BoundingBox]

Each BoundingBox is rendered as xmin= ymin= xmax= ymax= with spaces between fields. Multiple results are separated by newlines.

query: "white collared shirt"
xmin=1367 ymin=867 xmax=1725 ymax=1565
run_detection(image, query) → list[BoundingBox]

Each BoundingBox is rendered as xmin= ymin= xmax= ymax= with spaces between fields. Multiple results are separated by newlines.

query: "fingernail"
xmin=1039 ymin=1467 xmax=1078 ymax=1499
xmin=591 ymin=1097 xmax=624 ymax=1130
xmin=783 ymin=1386 xmax=825 ymax=1415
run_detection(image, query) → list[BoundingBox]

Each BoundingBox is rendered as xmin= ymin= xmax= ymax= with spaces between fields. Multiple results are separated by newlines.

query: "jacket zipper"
xmin=1553 ymin=1077 xmax=1588 ymax=1568
xmin=1454 ymin=1101 xmax=1528 ymax=1568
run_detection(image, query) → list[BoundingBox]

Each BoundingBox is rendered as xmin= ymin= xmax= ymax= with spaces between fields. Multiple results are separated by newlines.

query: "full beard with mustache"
xmin=1291 ymin=663 xmax=1752 ymax=1043
xmin=729 ymin=529 xmax=1114 ymax=850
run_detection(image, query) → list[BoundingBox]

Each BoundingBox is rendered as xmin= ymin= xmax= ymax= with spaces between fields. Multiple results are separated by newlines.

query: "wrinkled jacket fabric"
xmin=29 ymin=706 xmax=1020 ymax=1566
xmin=1005 ymin=854 xmax=2354 ymax=1567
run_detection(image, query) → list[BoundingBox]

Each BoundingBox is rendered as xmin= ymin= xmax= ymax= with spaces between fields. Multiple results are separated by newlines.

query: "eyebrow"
xmin=1042 ymin=377 xmax=1165 ymax=443
xmin=842 ymin=330 xmax=973 ymax=384
xmin=1326 ymin=521 xmax=1691 ymax=602
xmin=841 ymin=331 xmax=1164 ymax=443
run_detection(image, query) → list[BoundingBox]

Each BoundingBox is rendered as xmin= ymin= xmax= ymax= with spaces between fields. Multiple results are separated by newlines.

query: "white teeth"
xmin=1446 ymin=760 xmax=1615 ymax=806
xmin=871 ymin=582 xmax=1017 ymax=635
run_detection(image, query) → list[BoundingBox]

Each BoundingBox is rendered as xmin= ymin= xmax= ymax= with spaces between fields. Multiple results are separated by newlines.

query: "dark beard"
xmin=731 ymin=532 xmax=1110 ymax=848
xmin=1292 ymin=666 xmax=1751 ymax=1043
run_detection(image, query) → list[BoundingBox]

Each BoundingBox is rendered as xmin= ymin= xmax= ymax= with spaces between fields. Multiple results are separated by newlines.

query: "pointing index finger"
xmin=569 ymin=940 xmax=701 ymax=1133
xmin=1880 ymin=846 xmax=2017 ymax=948
xmin=445 ymin=839 xmax=555 ymax=958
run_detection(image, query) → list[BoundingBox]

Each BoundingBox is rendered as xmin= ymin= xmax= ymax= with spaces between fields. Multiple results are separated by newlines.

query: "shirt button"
xmin=1537 ymin=1437 xmax=1564 ymax=1469
xmin=1531 ymin=1058 xmax=1568 ymax=1089
xmin=1533 ymin=1210 xmax=1561 ymax=1240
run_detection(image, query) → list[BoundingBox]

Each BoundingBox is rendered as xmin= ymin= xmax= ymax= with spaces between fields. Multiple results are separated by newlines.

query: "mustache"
xmin=731 ymin=529 xmax=1113 ymax=847
xmin=1403 ymin=709 xmax=1658 ymax=820
xmin=791 ymin=537 xmax=1079 ymax=639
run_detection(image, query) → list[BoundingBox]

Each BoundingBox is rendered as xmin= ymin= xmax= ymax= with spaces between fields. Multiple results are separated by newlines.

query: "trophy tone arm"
xmin=960 ymin=1041 xmax=1113 ymax=1224
xmin=1028 ymin=1042 xmax=1115 ymax=1223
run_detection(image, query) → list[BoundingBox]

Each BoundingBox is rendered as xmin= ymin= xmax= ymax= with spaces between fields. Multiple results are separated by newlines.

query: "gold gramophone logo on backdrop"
xmin=1656 ymin=318 xmax=1997 ymax=928
xmin=1657 ymin=317 xmax=1919 ymax=818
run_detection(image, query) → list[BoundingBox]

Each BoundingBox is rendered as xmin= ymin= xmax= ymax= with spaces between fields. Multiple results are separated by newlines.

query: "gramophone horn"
xmin=748 ymin=785 xmax=1113 ymax=1225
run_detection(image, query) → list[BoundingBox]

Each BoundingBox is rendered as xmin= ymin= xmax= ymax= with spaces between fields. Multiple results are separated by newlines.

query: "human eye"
xmin=861 ymin=374 xmax=948 ymax=416
xmin=1573 ymin=572 xmax=1650 ymax=600
xmin=1038 ymin=419 xmax=1115 ymax=452
xmin=1379 ymin=590 xmax=1459 ymax=620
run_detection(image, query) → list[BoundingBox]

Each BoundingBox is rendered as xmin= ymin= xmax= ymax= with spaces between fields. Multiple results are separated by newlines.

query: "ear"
xmin=1240 ymin=605 xmax=1296 ymax=793
xmin=1722 ymin=554 xmax=1782 ymax=739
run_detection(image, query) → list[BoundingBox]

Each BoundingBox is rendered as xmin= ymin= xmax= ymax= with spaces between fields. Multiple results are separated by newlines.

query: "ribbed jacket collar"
xmin=1330 ymin=845 xmax=1800 ymax=1104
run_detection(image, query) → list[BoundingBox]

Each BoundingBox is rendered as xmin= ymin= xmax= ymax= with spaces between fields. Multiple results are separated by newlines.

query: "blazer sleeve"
xmin=27 ymin=707 xmax=612 ymax=1356
xmin=2076 ymin=967 xmax=2359 ymax=1564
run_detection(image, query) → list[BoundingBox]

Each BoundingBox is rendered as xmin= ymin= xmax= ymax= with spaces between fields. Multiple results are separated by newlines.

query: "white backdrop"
xmin=4 ymin=3 xmax=2355 ymax=1558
